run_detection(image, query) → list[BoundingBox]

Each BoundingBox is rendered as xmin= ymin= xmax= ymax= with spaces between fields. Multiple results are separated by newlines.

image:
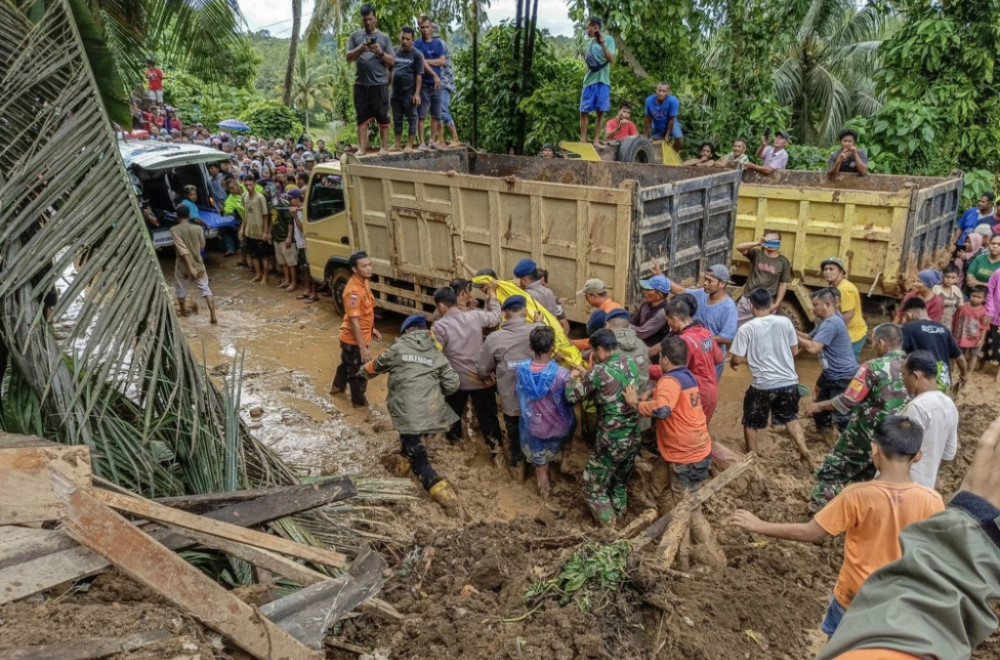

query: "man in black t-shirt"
xmin=828 ymin=128 xmax=869 ymax=178
xmin=389 ymin=27 xmax=424 ymax=151
xmin=346 ymin=5 xmax=396 ymax=153
xmin=899 ymin=296 xmax=968 ymax=389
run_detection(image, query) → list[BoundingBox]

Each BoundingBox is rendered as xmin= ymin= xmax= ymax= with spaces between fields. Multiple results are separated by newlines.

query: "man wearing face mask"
xmin=735 ymin=230 xmax=793 ymax=325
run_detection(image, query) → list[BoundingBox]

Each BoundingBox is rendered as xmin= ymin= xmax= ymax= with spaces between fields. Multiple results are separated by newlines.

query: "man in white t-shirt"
xmin=900 ymin=350 xmax=958 ymax=489
xmin=730 ymin=287 xmax=810 ymax=463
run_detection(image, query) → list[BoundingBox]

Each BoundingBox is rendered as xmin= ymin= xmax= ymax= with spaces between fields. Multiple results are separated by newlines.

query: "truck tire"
xmin=616 ymin=136 xmax=654 ymax=164
xmin=776 ymin=299 xmax=808 ymax=333
xmin=328 ymin=268 xmax=351 ymax=316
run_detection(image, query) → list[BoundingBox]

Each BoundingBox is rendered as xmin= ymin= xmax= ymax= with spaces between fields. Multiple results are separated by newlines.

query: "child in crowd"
xmin=934 ymin=265 xmax=964 ymax=329
xmin=953 ymin=285 xmax=989 ymax=371
xmin=894 ymin=269 xmax=943 ymax=323
xmin=731 ymin=415 xmax=944 ymax=637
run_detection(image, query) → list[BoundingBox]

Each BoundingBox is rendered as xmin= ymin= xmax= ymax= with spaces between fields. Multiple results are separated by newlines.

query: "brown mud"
xmin=4 ymin=251 xmax=1000 ymax=659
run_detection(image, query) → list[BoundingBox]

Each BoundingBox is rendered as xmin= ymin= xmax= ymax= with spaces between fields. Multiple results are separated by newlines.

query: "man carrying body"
xmin=346 ymin=5 xmax=395 ymax=154
xmin=631 ymin=275 xmax=670 ymax=347
xmin=643 ymin=82 xmax=682 ymax=150
xmin=432 ymin=284 xmax=505 ymax=464
xmin=331 ymin=251 xmax=381 ymax=407
xmin=361 ymin=314 xmax=458 ymax=506
xmin=478 ymin=295 xmax=542 ymax=479
xmin=664 ymin=298 xmax=723 ymax=422
xmin=513 ymin=258 xmax=570 ymax=334
xmin=821 ymin=257 xmax=868 ymax=359
xmin=796 ymin=288 xmax=860 ymax=435
xmin=573 ymin=278 xmax=623 ymax=350
xmin=806 ymin=323 xmax=909 ymax=509
xmin=901 ymin=350 xmax=959 ymax=491
xmin=899 ymin=296 xmax=968 ymax=390
xmin=746 ymin=130 xmax=789 ymax=175
xmin=735 ymin=229 xmax=792 ymax=324
xmin=578 ymin=17 xmax=616 ymax=149
xmin=730 ymin=288 xmax=810 ymax=462
xmin=170 ymin=206 xmax=218 ymax=324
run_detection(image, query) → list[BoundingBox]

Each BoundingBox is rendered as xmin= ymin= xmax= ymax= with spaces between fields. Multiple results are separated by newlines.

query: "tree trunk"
xmin=282 ymin=0 xmax=302 ymax=106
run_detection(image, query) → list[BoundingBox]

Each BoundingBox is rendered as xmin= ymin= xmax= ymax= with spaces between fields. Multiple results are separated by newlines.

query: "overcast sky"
xmin=236 ymin=0 xmax=577 ymax=39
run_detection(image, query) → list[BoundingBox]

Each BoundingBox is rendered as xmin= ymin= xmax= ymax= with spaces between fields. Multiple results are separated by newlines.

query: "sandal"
xmin=296 ymin=293 xmax=310 ymax=300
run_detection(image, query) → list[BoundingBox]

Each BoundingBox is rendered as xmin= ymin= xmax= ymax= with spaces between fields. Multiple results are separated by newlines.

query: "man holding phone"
xmin=346 ymin=4 xmax=395 ymax=154
xmin=578 ymin=17 xmax=616 ymax=149
xmin=745 ymin=129 xmax=790 ymax=175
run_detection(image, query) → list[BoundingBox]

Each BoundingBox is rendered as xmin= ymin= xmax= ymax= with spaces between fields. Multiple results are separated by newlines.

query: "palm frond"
xmin=304 ymin=0 xmax=343 ymax=51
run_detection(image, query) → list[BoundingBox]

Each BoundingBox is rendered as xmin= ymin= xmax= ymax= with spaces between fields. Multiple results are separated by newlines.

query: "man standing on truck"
xmin=735 ymin=230 xmax=793 ymax=325
xmin=821 ymin=257 xmax=869 ymax=359
xmin=745 ymin=130 xmax=789 ymax=175
xmin=796 ymin=288 xmax=860 ymax=435
xmin=414 ymin=16 xmax=445 ymax=150
xmin=578 ymin=17 xmax=616 ymax=149
xmin=432 ymin=284 xmax=507 ymax=466
xmin=827 ymin=129 xmax=869 ymax=178
xmin=389 ymin=26 xmax=424 ymax=152
xmin=346 ymin=5 xmax=395 ymax=154
xmin=331 ymin=251 xmax=381 ymax=407
xmin=954 ymin=192 xmax=995 ymax=247
xmin=643 ymin=82 xmax=682 ymax=151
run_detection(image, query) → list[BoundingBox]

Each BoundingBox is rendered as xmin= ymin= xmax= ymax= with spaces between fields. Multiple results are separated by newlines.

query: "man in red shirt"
xmin=604 ymin=102 xmax=638 ymax=141
xmin=664 ymin=297 xmax=723 ymax=421
xmin=145 ymin=59 xmax=165 ymax=105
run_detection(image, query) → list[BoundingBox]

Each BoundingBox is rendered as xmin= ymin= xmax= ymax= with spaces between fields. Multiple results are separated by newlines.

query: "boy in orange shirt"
xmin=625 ymin=336 xmax=712 ymax=490
xmin=731 ymin=415 xmax=944 ymax=637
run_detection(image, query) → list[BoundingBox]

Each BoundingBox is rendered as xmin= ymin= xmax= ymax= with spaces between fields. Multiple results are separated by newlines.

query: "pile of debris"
xmin=0 ymin=433 xmax=398 ymax=659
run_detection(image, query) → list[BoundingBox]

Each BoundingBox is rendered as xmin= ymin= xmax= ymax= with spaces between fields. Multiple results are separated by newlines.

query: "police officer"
xmin=361 ymin=314 xmax=458 ymax=505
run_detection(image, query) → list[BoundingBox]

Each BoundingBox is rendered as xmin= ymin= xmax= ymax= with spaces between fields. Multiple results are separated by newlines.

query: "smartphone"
xmin=763 ymin=127 xmax=772 ymax=140
xmin=366 ymin=37 xmax=377 ymax=46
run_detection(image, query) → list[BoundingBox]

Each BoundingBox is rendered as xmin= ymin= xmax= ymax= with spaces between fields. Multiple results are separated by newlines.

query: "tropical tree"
xmin=291 ymin=52 xmax=336 ymax=133
xmin=770 ymin=0 xmax=890 ymax=145
xmin=282 ymin=0 xmax=303 ymax=105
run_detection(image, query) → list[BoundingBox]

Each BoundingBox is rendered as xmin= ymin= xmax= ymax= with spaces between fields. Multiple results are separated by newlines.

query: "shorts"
xmin=274 ymin=240 xmax=296 ymax=267
xmin=579 ymin=82 xmax=611 ymax=113
xmin=440 ymin=88 xmax=454 ymax=126
xmin=418 ymin=85 xmax=442 ymax=120
xmin=390 ymin=94 xmax=418 ymax=136
xmin=245 ymin=237 xmax=269 ymax=260
xmin=354 ymin=83 xmax=390 ymax=126
xmin=671 ymin=456 xmax=711 ymax=490
xmin=148 ymin=89 xmax=163 ymax=104
xmin=820 ymin=595 xmax=846 ymax=636
xmin=652 ymin=118 xmax=683 ymax=140
xmin=742 ymin=384 xmax=800 ymax=429
xmin=174 ymin=265 xmax=212 ymax=298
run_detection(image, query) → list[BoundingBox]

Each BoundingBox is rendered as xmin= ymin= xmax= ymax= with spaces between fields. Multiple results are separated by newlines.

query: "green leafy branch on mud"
xmin=525 ymin=540 xmax=632 ymax=612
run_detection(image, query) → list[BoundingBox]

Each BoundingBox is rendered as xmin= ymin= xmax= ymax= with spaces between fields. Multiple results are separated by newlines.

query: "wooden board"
xmin=151 ymin=477 xmax=354 ymax=514
xmin=53 ymin=475 xmax=322 ymax=660
xmin=0 ymin=630 xmax=170 ymax=660
xmin=0 ymin=435 xmax=92 ymax=524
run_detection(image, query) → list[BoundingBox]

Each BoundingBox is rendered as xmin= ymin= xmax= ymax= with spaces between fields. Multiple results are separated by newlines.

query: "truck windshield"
xmin=308 ymin=175 xmax=345 ymax=221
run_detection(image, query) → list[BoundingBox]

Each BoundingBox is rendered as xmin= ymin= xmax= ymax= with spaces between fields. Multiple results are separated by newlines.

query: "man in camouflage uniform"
xmin=804 ymin=323 xmax=909 ymax=510
xmin=361 ymin=314 xmax=459 ymax=506
xmin=565 ymin=328 xmax=641 ymax=526
xmin=605 ymin=308 xmax=652 ymax=433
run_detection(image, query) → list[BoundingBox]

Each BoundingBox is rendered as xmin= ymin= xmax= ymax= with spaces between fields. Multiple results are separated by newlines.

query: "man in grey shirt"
xmin=346 ymin=4 xmax=395 ymax=154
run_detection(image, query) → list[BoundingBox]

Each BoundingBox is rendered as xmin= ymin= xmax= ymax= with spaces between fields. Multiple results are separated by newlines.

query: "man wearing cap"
xmin=332 ymin=251 xmax=381 ymax=407
xmin=735 ymin=230 xmax=792 ymax=325
xmin=746 ymin=131 xmax=790 ymax=175
xmin=821 ymin=257 xmax=868 ymax=359
xmin=478 ymin=295 xmax=543 ymax=478
xmin=574 ymin=278 xmax=623 ymax=350
xmin=432 ymin=283 xmax=505 ymax=462
xmin=361 ymin=314 xmax=458 ymax=506
xmin=632 ymin=275 xmax=670 ymax=347
xmin=513 ymin=258 xmax=570 ymax=333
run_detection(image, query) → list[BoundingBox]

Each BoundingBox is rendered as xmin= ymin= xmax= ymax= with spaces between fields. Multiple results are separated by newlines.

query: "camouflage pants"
xmin=811 ymin=424 xmax=876 ymax=511
xmin=582 ymin=427 xmax=640 ymax=524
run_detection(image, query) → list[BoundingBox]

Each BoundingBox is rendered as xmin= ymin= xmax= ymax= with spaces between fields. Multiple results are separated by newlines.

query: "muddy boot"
xmin=429 ymin=479 xmax=458 ymax=509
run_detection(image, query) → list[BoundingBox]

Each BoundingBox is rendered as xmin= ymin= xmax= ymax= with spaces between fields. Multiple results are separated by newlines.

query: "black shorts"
xmin=354 ymin=84 xmax=390 ymax=126
xmin=742 ymin=384 xmax=800 ymax=429
xmin=245 ymin=237 xmax=269 ymax=259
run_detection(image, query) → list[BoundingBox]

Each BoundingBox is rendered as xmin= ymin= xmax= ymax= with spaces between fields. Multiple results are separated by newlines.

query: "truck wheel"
xmin=776 ymin=300 xmax=808 ymax=333
xmin=616 ymin=136 xmax=654 ymax=164
xmin=328 ymin=268 xmax=351 ymax=315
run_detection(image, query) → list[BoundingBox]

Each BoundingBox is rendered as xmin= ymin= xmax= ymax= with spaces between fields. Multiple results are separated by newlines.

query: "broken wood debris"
xmin=0 ymin=629 xmax=171 ymax=660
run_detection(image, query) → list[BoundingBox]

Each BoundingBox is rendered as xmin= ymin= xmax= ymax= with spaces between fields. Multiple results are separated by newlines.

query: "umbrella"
xmin=217 ymin=119 xmax=250 ymax=131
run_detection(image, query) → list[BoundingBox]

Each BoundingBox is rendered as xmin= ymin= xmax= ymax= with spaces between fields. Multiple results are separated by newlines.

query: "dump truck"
xmin=734 ymin=169 xmax=963 ymax=325
xmin=302 ymin=149 xmax=741 ymax=323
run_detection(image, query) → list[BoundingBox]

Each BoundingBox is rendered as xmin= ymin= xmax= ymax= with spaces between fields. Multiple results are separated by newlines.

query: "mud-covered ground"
xmin=4 ymin=251 xmax=1000 ymax=659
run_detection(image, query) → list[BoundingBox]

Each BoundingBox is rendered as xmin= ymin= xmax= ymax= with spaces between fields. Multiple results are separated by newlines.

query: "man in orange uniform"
xmin=574 ymin=278 xmax=623 ymax=350
xmin=625 ymin=336 xmax=712 ymax=492
xmin=331 ymin=251 xmax=381 ymax=406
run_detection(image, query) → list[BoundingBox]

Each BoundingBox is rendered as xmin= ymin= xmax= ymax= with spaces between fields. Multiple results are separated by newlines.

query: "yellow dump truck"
xmin=735 ymin=169 xmax=963 ymax=324
xmin=302 ymin=149 xmax=741 ymax=323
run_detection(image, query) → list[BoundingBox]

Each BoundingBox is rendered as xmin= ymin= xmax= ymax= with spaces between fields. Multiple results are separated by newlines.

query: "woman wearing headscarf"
xmin=895 ymin=270 xmax=943 ymax=323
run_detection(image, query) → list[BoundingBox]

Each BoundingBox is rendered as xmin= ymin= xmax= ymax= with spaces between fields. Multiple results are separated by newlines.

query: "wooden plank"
xmin=0 ymin=630 xmax=171 ymax=660
xmin=52 ymin=475 xmax=322 ymax=660
xmin=0 ymin=443 xmax=92 ymax=524
xmin=1 ymin=478 xmax=354 ymax=605
xmin=188 ymin=477 xmax=355 ymax=527
xmin=94 ymin=490 xmax=348 ymax=569
xmin=260 ymin=549 xmax=387 ymax=649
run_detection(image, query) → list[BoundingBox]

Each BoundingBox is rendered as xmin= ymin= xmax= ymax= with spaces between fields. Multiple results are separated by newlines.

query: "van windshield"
xmin=308 ymin=174 xmax=345 ymax=221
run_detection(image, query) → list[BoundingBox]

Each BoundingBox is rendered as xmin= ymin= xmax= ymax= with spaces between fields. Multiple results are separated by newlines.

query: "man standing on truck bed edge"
xmin=735 ymin=230 xmax=792 ymax=325
xmin=332 ymin=251 xmax=381 ymax=407
xmin=346 ymin=5 xmax=395 ymax=154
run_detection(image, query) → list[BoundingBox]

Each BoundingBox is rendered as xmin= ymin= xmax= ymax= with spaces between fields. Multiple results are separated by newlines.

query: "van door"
xmin=304 ymin=172 xmax=351 ymax=281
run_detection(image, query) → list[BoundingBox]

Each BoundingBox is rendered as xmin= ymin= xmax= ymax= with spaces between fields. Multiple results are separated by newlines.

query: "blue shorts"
xmin=652 ymin=119 xmax=683 ymax=140
xmin=418 ymin=86 xmax=442 ymax=120
xmin=579 ymin=83 xmax=611 ymax=113
xmin=820 ymin=596 xmax=846 ymax=636
xmin=440 ymin=88 xmax=454 ymax=126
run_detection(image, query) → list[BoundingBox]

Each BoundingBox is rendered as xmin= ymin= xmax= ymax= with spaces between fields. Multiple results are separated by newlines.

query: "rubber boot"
xmin=429 ymin=479 xmax=457 ymax=509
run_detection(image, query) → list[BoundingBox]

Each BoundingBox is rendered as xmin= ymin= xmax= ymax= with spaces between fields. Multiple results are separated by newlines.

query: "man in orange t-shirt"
xmin=625 ymin=336 xmax=712 ymax=490
xmin=331 ymin=251 xmax=381 ymax=407
xmin=732 ymin=415 xmax=944 ymax=637
xmin=573 ymin=278 xmax=623 ymax=351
